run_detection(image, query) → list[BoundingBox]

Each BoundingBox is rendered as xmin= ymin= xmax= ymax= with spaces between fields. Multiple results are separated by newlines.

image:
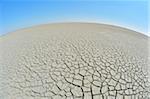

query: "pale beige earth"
xmin=0 ymin=23 xmax=150 ymax=99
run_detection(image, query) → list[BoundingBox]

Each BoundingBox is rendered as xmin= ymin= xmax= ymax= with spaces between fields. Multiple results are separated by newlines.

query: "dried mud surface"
xmin=0 ymin=23 xmax=150 ymax=99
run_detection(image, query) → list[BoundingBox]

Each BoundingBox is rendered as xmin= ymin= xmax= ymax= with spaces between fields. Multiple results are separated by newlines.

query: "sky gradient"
xmin=0 ymin=0 xmax=149 ymax=36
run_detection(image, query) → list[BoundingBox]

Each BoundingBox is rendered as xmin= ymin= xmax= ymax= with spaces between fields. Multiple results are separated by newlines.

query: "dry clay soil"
xmin=0 ymin=23 xmax=150 ymax=99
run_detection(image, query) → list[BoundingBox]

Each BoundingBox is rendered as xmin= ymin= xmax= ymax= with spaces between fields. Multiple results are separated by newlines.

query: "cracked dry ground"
xmin=0 ymin=23 xmax=150 ymax=99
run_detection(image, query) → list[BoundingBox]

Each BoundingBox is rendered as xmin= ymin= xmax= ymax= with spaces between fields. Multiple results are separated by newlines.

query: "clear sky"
xmin=0 ymin=0 xmax=149 ymax=36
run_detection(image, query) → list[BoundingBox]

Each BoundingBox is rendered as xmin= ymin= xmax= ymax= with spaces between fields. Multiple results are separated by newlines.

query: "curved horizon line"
xmin=1 ymin=22 xmax=149 ymax=37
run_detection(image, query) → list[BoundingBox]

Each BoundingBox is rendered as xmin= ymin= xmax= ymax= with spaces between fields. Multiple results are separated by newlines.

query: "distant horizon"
xmin=0 ymin=0 xmax=149 ymax=36
xmin=2 ymin=22 xmax=149 ymax=37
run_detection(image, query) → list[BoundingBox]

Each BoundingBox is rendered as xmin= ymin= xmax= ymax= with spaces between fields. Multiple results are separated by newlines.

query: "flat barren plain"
xmin=0 ymin=23 xmax=150 ymax=99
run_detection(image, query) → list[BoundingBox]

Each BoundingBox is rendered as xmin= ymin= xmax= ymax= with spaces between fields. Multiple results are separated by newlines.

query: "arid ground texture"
xmin=0 ymin=23 xmax=150 ymax=99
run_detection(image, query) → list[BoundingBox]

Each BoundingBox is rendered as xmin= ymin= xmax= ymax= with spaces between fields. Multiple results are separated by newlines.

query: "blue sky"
xmin=0 ymin=0 xmax=149 ymax=36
